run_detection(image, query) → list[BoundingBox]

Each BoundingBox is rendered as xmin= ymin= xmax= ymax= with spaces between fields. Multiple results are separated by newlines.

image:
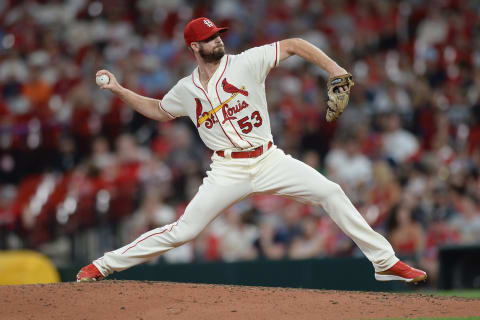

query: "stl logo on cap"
xmin=203 ymin=19 xmax=213 ymax=28
xmin=184 ymin=17 xmax=228 ymax=46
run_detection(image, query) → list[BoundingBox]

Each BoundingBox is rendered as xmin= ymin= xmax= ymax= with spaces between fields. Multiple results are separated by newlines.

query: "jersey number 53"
xmin=237 ymin=111 xmax=263 ymax=134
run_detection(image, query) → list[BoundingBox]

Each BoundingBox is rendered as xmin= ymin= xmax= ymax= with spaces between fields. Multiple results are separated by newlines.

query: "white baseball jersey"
xmin=158 ymin=42 xmax=280 ymax=151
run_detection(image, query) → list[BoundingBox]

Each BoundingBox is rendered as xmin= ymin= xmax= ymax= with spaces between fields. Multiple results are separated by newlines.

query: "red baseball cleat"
xmin=375 ymin=261 xmax=427 ymax=283
xmin=76 ymin=263 xmax=104 ymax=282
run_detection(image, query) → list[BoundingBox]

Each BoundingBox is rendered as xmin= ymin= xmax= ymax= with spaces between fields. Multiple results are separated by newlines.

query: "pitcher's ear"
xmin=190 ymin=42 xmax=199 ymax=52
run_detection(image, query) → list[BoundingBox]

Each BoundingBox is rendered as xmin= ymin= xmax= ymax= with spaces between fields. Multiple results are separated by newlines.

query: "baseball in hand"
xmin=96 ymin=74 xmax=110 ymax=86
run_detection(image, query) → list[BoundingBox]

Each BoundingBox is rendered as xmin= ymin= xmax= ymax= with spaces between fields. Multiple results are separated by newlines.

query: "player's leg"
xmin=253 ymin=149 xmax=425 ymax=281
xmin=81 ymin=176 xmax=252 ymax=280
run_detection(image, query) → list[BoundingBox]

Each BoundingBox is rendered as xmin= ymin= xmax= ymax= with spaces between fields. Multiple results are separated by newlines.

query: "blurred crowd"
xmin=0 ymin=0 xmax=480 ymax=285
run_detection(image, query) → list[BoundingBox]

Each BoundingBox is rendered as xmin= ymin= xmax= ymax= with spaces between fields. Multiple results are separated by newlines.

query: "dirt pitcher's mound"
xmin=1 ymin=281 xmax=480 ymax=320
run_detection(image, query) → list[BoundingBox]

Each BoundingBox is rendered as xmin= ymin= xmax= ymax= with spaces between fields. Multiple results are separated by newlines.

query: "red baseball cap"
xmin=184 ymin=17 xmax=228 ymax=47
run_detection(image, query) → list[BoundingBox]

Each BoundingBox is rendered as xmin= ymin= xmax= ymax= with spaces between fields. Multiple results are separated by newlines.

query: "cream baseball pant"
xmin=94 ymin=146 xmax=398 ymax=276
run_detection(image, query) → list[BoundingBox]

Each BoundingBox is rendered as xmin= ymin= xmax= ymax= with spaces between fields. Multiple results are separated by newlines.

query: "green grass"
xmin=417 ymin=290 xmax=480 ymax=299
xmin=380 ymin=290 xmax=480 ymax=320
xmin=385 ymin=318 xmax=480 ymax=320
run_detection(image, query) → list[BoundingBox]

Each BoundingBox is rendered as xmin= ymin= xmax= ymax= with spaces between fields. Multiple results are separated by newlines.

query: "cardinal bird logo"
xmin=222 ymin=78 xmax=248 ymax=96
xmin=195 ymin=98 xmax=203 ymax=128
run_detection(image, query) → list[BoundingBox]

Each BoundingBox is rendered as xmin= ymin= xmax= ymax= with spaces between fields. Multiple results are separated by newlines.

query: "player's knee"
xmin=174 ymin=225 xmax=200 ymax=245
xmin=322 ymin=181 xmax=344 ymax=199
xmin=332 ymin=182 xmax=344 ymax=193
xmin=181 ymin=228 xmax=199 ymax=243
xmin=309 ymin=181 xmax=344 ymax=205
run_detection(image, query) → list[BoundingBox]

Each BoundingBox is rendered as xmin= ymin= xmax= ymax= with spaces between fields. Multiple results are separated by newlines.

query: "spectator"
xmin=89 ymin=136 xmax=115 ymax=171
xmin=325 ymin=133 xmax=372 ymax=200
xmin=122 ymin=189 xmax=175 ymax=241
xmin=115 ymin=133 xmax=150 ymax=164
xmin=366 ymin=161 xmax=401 ymax=227
xmin=380 ymin=112 xmax=419 ymax=164
xmin=421 ymin=217 xmax=460 ymax=284
xmin=386 ymin=203 xmax=425 ymax=259
xmin=321 ymin=216 xmax=354 ymax=257
xmin=219 ymin=208 xmax=258 ymax=262
xmin=289 ymin=215 xmax=324 ymax=260
xmin=254 ymin=217 xmax=288 ymax=260
xmin=449 ymin=195 xmax=480 ymax=244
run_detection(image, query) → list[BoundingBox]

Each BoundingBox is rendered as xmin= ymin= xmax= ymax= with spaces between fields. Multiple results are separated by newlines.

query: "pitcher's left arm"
xmin=278 ymin=38 xmax=354 ymax=122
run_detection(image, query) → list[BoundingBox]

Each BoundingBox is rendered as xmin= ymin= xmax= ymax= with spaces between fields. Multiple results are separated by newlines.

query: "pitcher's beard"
xmin=200 ymin=46 xmax=225 ymax=63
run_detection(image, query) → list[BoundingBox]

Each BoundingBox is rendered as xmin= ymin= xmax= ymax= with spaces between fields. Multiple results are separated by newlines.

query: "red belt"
xmin=216 ymin=141 xmax=273 ymax=159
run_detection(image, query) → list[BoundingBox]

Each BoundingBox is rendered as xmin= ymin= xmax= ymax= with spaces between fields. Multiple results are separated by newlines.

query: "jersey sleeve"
xmin=158 ymin=83 xmax=188 ymax=119
xmin=240 ymin=41 xmax=280 ymax=83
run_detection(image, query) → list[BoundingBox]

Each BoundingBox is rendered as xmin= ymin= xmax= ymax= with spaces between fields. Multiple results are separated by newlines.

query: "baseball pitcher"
xmin=77 ymin=18 xmax=427 ymax=283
